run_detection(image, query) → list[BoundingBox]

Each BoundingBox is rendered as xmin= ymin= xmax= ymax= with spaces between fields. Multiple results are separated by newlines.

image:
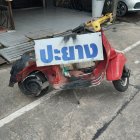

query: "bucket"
xmin=92 ymin=0 xmax=105 ymax=18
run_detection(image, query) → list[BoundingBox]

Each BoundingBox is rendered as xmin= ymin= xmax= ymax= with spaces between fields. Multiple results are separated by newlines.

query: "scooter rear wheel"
xmin=113 ymin=66 xmax=130 ymax=92
xmin=18 ymin=72 xmax=49 ymax=97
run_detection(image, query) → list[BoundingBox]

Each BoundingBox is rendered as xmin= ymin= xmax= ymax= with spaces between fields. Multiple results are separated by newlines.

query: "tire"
xmin=103 ymin=0 xmax=113 ymax=14
xmin=18 ymin=72 xmax=49 ymax=97
xmin=113 ymin=66 xmax=130 ymax=92
xmin=117 ymin=1 xmax=128 ymax=17
xmin=113 ymin=77 xmax=129 ymax=92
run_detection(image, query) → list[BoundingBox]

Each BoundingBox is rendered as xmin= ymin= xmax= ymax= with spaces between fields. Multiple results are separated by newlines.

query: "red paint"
xmin=15 ymin=31 xmax=127 ymax=89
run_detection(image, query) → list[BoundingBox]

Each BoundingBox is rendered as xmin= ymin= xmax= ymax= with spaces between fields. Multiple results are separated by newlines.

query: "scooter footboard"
xmin=106 ymin=53 xmax=126 ymax=81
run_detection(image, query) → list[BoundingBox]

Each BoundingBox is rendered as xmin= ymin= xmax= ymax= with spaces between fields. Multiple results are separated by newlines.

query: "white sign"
xmin=34 ymin=32 xmax=104 ymax=67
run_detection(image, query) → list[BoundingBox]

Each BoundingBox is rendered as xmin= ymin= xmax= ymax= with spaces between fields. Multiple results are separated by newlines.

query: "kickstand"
xmin=73 ymin=90 xmax=80 ymax=105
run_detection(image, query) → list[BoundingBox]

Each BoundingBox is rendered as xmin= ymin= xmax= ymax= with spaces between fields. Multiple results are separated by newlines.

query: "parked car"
xmin=117 ymin=0 xmax=140 ymax=16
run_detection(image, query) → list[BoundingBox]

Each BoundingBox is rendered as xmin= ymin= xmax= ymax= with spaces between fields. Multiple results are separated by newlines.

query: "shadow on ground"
xmin=117 ymin=12 xmax=140 ymax=25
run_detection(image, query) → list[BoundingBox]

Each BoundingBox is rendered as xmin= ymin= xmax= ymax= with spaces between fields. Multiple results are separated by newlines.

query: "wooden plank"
xmin=6 ymin=0 xmax=15 ymax=30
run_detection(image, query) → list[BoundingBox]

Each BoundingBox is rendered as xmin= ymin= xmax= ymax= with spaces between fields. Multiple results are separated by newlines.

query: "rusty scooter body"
xmin=9 ymin=14 xmax=130 ymax=97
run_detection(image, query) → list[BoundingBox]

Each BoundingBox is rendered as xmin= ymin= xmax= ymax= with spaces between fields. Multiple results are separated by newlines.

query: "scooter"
xmin=9 ymin=13 xmax=130 ymax=97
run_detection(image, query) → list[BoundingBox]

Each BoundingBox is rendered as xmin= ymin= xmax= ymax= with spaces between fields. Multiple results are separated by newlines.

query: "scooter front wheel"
xmin=113 ymin=66 xmax=130 ymax=92
xmin=113 ymin=77 xmax=129 ymax=92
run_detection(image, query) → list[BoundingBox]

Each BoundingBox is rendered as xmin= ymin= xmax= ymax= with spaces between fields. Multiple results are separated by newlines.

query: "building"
xmin=0 ymin=0 xmax=113 ymax=30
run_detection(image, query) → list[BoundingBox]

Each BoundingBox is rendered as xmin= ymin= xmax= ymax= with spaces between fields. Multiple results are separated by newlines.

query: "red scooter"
xmin=9 ymin=14 xmax=130 ymax=97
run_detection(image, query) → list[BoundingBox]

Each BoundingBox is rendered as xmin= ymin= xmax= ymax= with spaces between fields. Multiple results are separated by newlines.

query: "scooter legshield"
xmin=106 ymin=53 xmax=126 ymax=81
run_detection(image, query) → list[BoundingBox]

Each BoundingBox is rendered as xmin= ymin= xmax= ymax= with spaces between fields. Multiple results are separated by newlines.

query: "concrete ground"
xmin=13 ymin=7 xmax=91 ymax=34
xmin=0 ymin=11 xmax=139 ymax=140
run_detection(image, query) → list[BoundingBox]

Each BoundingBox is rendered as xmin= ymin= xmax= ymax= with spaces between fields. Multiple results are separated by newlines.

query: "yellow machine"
xmin=86 ymin=13 xmax=113 ymax=32
xmin=61 ymin=13 xmax=114 ymax=72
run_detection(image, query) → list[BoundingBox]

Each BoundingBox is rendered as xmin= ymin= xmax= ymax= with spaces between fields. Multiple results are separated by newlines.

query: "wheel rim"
xmin=117 ymin=2 xmax=127 ymax=16
xmin=25 ymin=80 xmax=41 ymax=93
xmin=19 ymin=72 xmax=50 ymax=96
xmin=24 ymin=78 xmax=42 ymax=94
xmin=120 ymin=77 xmax=128 ymax=87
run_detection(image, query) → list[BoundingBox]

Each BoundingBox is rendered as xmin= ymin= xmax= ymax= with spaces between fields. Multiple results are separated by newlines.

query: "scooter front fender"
xmin=106 ymin=53 xmax=126 ymax=81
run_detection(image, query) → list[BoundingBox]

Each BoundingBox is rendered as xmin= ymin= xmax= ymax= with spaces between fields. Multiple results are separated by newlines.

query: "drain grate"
xmin=0 ymin=29 xmax=56 ymax=63
xmin=0 ymin=32 xmax=30 ymax=47
xmin=0 ymin=41 xmax=34 ymax=62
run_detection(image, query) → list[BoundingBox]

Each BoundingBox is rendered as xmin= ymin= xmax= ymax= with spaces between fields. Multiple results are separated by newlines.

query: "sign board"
xmin=34 ymin=32 xmax=104 ymax=67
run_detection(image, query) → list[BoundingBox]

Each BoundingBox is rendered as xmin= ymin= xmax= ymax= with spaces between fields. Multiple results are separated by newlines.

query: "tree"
xmin=112 ymin=0 xmax=119 ymax=21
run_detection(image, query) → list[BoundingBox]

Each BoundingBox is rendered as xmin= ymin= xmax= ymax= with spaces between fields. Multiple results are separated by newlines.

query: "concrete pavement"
xmin=96 ymin=47 xmax=140 ymax=140
xmin=97 ymin=88 xmax=140 ymax=140
xmin=0 ymin=68 xmax=35 ymax=120
xmin=97 ymin=91 xmax=140 ymax=140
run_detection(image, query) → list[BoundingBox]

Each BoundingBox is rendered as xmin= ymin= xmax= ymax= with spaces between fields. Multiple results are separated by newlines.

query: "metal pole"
xmin=42 ymin=0 xmax=46 ymax=8
xmin=92 ymin=0 xmax=105 ymax=18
